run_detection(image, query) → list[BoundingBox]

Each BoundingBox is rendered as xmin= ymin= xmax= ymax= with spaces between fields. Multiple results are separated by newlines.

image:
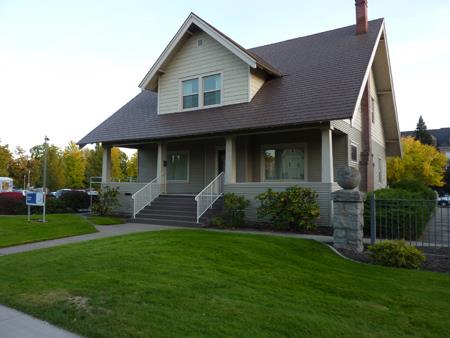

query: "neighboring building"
xmin=79 ymin=1 xmax=401 ymax=226
xmin=401 ymin=128 xmax=450 ymax=160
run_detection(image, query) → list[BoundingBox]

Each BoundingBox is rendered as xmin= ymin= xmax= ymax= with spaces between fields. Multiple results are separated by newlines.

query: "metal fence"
xmin=369 ymin=195 xmax=450 ymax=252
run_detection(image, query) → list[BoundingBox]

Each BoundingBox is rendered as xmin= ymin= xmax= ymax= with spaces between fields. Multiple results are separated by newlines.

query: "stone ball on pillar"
xmin=336 ymin=166 xmax=361 ymax=190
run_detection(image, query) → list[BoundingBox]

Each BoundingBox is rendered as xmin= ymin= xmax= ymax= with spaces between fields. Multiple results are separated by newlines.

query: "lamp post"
xmin=42 ymin=136 xmax=49 ymax=222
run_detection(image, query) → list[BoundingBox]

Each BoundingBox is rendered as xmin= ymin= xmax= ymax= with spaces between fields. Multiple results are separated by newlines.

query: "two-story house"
xmin=79 ymin=1 xmax=401 ymax=227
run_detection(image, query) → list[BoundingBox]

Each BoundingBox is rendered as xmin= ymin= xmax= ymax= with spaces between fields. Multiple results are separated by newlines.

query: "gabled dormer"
xmin=139 ymin=13 xmax=281 ymax=115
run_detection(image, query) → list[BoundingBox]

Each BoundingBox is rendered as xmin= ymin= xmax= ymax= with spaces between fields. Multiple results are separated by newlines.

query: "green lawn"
xmin=0 ymin=214 xmax=97 ymax=248
xmin=0 ymin=230 xmax=449 ymax=338
xmin=86 ymin=215 xmax=124 ymax=225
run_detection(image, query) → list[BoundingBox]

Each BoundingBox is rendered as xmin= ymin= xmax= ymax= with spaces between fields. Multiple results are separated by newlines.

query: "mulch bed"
xmin=337 ymin=247 xmax=450 ymax=273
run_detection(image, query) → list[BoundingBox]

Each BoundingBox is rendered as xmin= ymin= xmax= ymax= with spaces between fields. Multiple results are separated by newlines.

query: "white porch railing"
xmin=131 ymin=174 xmax=165 ymax=218
xmin=195 ymin=172 xmax=224 ymax=223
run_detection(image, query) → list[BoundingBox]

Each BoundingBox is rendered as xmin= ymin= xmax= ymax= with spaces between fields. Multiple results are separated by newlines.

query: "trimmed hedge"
xmin=368 ymin=240 xmax=425 ymax=269
xmin=364 ymin=180 xmax=436 ymax=240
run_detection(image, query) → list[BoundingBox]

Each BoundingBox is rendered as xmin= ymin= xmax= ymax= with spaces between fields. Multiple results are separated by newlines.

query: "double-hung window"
xmin=263 ymin=144 xmax=306 ymax=180
xmin=203 ymin=74 xmax=221 ymax=106
xmin=182 ymin=79 xmax=199 ymax=109
xmin=181 ymin=73 xmax=221 ymax=110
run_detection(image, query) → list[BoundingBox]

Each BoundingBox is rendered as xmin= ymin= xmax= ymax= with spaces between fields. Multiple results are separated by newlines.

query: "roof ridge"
xmin=249 ymin=17 xmax=384 ymax=51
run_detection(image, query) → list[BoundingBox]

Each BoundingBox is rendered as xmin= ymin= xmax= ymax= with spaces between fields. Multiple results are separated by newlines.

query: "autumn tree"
xmin=0 ymin=141 xmax=12 ymax=177
xmin=84 ymin=144 xmax=103 ymax=185
xmin=413 ymin=116 xmax=434 ymax=146
xmin=111 ymin=147 xmax=128 ymax=180
xmin=30 ymin=144 xmax=66 ymax=191
xmin=127 ymin=152 xmax=138 ymax=179
xmin=7 ymin=147 xmax=39 ymax=189
xmin=63 ymin=141 xmax=86 ymax=188
xmin=387 ymin=137 xmax=448 ymax=186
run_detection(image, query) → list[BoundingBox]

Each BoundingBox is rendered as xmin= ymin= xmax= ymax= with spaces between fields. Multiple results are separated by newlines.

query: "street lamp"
xmin=42 ymin=135 xmax=49 ymax=222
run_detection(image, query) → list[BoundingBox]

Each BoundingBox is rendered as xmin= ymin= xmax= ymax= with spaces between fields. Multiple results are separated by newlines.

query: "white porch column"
xmin=156 ymin=142 xmax=167 ymax=193
xmin=225 ymin=136 xmax=236 ymax=184
xmin=102 ymin=145 xmax=112 ymax=183
xmin=321 ymin=128 xmax=334 ymax=183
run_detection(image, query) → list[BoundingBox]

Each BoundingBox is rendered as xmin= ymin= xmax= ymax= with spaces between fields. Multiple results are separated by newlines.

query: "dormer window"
xmin=182 ymin=78 xmax=199 ymax=109
xmin=180 ymin=73 xmax=222 ymax=111
xmin=203 ymin=74 xmax=221 ymax=106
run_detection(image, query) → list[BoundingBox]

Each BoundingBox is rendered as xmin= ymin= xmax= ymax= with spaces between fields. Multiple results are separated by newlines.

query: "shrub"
xmin=60 ymin=190 xmax=90 ymax=212
xmin=255 ymin=186 xmax=320 ymax=230
xmin=92 ymin=187 xmax=120 ymax=216
xmin=0 ymin=194 xmax=26 ymax=215
xmin=45 ymin=198 xmax=71 ymax=214
xmin=368 ymin=240 xmax=425 ymax=269
xmin=364 ymin=187 xmax=435 ymax=239
xmin=390 ymin=179 xmax=436 ymax=200
xmin=212 ymin=193 xmax=250 ymax=228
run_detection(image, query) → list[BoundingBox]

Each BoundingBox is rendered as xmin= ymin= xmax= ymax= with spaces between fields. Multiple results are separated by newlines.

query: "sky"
xmin=1 ymin=0 xmax=450 ymax=156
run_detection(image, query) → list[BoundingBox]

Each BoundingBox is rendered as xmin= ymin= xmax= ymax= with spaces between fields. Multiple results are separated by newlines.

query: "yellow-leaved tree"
xmin=387 ymin=137 xmax=448 ymax=186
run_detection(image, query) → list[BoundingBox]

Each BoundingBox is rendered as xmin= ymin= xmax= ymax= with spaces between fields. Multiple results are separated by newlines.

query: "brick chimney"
xmin=355 ymin=0 xmax=368 ymax=34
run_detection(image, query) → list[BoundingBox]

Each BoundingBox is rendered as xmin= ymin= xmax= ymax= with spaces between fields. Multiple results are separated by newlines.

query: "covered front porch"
xmin=102 ymin=126 xmax=345 ymax=226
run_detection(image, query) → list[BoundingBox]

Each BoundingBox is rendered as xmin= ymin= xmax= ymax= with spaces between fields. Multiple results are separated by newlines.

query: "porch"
xmin=101 ymin=127 xmax=346 ymax=226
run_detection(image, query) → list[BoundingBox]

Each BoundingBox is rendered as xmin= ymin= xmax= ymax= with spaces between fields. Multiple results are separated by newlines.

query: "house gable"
xmin=158 ymin=30 xmax=251 ymax=114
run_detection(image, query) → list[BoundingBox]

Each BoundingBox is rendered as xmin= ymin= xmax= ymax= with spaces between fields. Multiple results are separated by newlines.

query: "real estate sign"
xmin=26 ymin=191 xmax=44 ymax=206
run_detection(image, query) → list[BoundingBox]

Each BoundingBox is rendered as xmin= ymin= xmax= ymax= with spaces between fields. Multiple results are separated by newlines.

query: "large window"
xmin=181 ymin=73 xmax=221 ymax=110
xmin=167 ymin=151 xmax=189 ymax=182
xmin=182 ymin=79 xmax=199 ymax=109
xmin=263 ymin=145 xmax=306 ymax=180
xmin=203 ymin=74 xmax=221 ymax=106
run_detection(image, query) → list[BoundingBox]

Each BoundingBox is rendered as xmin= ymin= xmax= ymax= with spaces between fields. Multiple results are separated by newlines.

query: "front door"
xmin=217 ymin=149 xmax=226 ymax=175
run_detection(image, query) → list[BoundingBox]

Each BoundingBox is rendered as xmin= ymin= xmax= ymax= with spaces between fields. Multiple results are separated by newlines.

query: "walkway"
xmin=0 ymin=223 xmax=175 ymax=256
xmin=421 ymin=206 xmax=450 ymax=246
xmin=0 ymin=304 xmax=81 ymax=338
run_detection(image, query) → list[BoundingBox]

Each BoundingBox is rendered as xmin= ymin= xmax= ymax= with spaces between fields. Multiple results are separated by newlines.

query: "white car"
xmin=438 ymin=195 xmax=450 ymax=207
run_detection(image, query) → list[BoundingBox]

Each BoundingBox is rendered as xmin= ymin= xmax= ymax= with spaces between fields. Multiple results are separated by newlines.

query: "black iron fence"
xmin=369 ymin=195 xmax=450 ymax=251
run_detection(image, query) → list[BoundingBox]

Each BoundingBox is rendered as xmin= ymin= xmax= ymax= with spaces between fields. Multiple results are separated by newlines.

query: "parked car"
xmin=438 ymin=195 xmax=450 ymax=207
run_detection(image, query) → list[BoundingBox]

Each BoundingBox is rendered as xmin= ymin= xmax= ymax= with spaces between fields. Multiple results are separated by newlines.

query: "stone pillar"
xmin=102 ymin=145 xmax=112 ymax=183
xmin=332 ymin=167 xmax=364 ymax=252
xmin=225 ymin=136 xmax=236 ymax=184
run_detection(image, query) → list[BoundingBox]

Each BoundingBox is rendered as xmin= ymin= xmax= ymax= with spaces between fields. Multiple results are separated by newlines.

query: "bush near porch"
xmin=255 ymin=186 xmax=320 ymax=230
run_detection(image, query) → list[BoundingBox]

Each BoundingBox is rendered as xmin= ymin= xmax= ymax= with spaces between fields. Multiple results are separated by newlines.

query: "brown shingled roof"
xmin=78 ymin=18 xmax=384 ymax=146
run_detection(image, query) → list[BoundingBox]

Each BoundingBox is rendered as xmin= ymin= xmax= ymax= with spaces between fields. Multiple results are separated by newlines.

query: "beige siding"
xmin=224 ymin=182 xmax=334 ymax=227
xmin=158 ymin=31 xmax=249 ymax=114
xmin=369 ymin=72 xmax=385 ymax=147
xmin=137 ymin=144 xmax=157 ymax=182
xmin=249 ymin=68 xmax=266 ymax=101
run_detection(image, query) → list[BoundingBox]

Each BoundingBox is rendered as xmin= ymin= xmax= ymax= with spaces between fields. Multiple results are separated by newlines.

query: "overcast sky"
xmin=1 ymin=0 xmax=449 ymax=155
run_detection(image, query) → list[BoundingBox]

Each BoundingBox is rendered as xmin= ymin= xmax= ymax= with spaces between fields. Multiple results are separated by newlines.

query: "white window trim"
xmin=260 ymin=143 xmax=308 ymax=182
xmin=167 ymin=150 xmax=190 ymax=183
xmin=350 ymin=142 xmax=359 ymax=165
xmin=178 ymin=71 xmax=223 ymax=111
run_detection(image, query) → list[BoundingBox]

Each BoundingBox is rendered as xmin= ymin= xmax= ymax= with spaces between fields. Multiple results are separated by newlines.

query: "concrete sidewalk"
xmin=0 ymin=223 xmax=176 ymax=256
xmin=0 ymin=304 xmax=81 ymax=338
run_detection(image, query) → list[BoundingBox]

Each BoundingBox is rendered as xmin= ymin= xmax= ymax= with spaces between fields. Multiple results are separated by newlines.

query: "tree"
xmin=127 ymin=152 xmax=138 ymax=179
xmin=7 ymin=147 xmax=39 ymax=189
xmin=30 ymin=144 xmax=66 ymax=191
xmin=387 ymin=137 xmax=448 ymax=187
xmin=63 ymin=141 xmax=86 ymax=188
xmin=0 ymin=141 xmax=12 ymax=177
xmin=413 ymin=116 xmax=434 ymax=146
xmin=111 ymin=147 xmax=128 ymax=180
xmin=84 ymin=144 xmax=103 ymax=186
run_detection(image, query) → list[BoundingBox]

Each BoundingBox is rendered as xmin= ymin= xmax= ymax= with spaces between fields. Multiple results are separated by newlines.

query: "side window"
xmin=371 ymin=96 xmax=375 ymax=123
xmin=350 ymin=143 xmax=358 ymax=163
xmin=378 ymin=157 xmax=383 ymax=183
